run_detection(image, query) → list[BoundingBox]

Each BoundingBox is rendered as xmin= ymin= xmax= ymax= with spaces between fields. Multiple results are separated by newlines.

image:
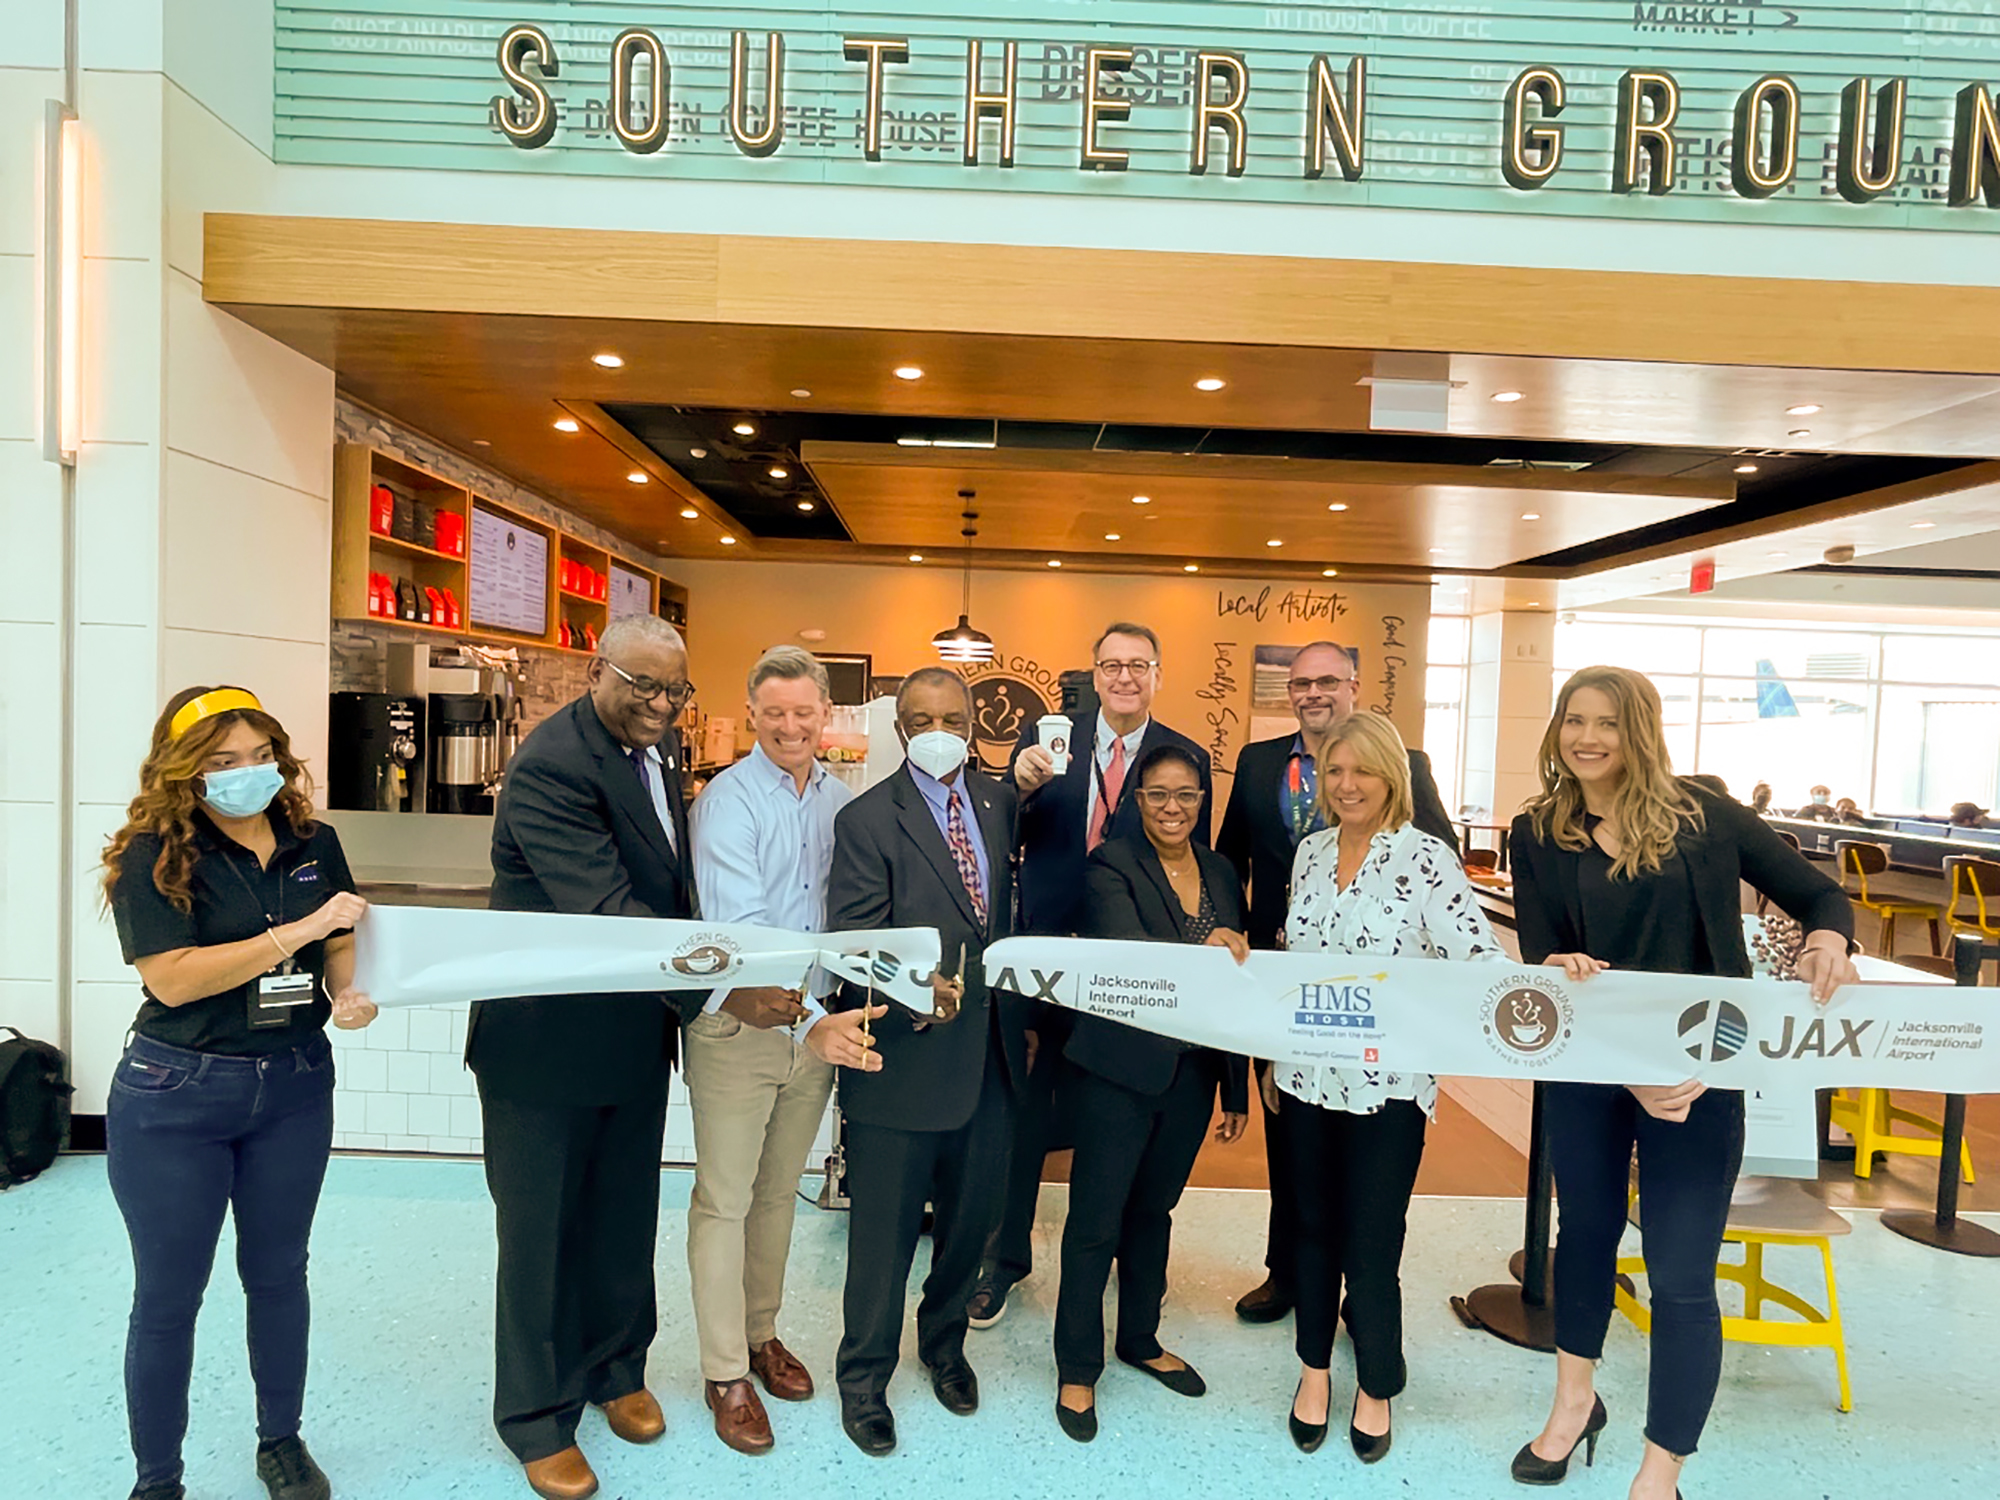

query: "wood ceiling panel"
xmin=804 ymin=448 xmax=1729 ymax=571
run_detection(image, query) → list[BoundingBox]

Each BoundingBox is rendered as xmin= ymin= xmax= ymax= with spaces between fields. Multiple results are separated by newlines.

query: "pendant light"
xmin=932 ymin=490 xmax=994 ymax=664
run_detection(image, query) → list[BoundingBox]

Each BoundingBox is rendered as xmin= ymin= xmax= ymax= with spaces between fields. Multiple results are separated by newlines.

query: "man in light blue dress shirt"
xmin=684 ymin=647 xmax=878 ymax=1455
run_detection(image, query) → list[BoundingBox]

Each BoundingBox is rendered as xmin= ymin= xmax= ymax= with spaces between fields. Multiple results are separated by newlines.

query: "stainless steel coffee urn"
xmin=428 ymin=692 xmax=496 ymax=815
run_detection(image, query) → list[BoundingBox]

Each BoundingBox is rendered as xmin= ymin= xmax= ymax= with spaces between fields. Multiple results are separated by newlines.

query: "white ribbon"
xmin=353 ymin=906 xmax=943 ymax=1014
xmin=982 ymin=937 xmax=1995 ymax=1091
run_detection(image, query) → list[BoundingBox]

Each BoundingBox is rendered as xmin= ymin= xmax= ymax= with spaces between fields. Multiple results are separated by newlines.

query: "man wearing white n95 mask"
xmin=823 ymin=668 xmax=1031 ymax=1458
xmin=684 ymin=647 xmax=882 ymax=1457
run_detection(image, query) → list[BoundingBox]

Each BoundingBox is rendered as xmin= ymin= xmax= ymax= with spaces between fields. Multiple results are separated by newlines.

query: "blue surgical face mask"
xmin=201 ymin=762 xmax=285 ymax=819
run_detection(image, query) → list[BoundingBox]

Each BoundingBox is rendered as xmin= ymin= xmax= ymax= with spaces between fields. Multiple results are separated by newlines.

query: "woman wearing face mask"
xmin=1052 ymin=744 xmax=1250 ymax=1442
xmin=1508 ymin=667 xmax=1855 ymax=1500
xmin=1278 ymin=711 xmax=1504 ymax=1464
xmin=101 ymin=687 xmax=378 ymax=1500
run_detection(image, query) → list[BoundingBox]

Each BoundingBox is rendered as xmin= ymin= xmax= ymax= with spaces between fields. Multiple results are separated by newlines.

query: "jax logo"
xmin=1294 ymin=976 xmax=1380 ymax=1031
xmin=869 ymin=951 xmax=901 ymax=986
xmin=1481 ymin=975 xmax=1573 ymax=1066
xmin=1679 ymin=999 xmax=1750 ymax=1063
xmin=665 ymin=933 xmax=742 ymax=978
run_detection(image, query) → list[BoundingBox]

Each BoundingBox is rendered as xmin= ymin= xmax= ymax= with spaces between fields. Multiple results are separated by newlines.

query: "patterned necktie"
xmin=945 ymin=787 xmax=989 ymax=927
xmin=1087 ymin=734 xmax=1128 ymax=852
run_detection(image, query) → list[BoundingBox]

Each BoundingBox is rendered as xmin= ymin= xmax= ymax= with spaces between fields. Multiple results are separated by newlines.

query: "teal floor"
xmin=5 ymin=1154 xmax=1997 ymax=1499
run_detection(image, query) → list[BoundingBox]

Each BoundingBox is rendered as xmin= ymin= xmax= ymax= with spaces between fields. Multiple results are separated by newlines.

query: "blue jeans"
xmin=106 ymin=1032 xmax=335 ymax=1489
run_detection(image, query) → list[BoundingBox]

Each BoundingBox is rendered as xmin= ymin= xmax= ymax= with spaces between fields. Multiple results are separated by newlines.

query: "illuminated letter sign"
xmin=1501 ymin=66 xmax=1565 ymax=190
xmin=964 ymin=39 xmax=1019 ymax=167
xmin=1080 ymin=46 xmax=1135 ymax=170
xmin=844 ymin=36 xmax=910 ymax=161
xmin=492 ymin=24 xmax=559 ymax=150
xmin=728 ymin=31 xmax=786 ymax=157
xmin=609 ymin=29 xmax=670 ymax=154
xmin=1730 ymin=74 xmax=1800 ymax=199
xmin=1613 ymin=69 xmax=1680 ymax=196
xmin=1303 ymin=55 xmax=1365 ymax=182
xmin=1190 ymin=50 xmax=1250 ymax=177
xmin=1835 ymin=78 xmax=1907 ymax=204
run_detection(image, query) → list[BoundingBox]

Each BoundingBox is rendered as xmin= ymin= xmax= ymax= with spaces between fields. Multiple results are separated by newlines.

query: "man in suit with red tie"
xmin=469 ymin=615 xmax=715 ymax=1500
xmin=825 ymin=668 xmax=1030 ymax=1457
xmin=967 ymin=624 xmax=1211 ymax=1328
xmin=1214 ymin=640 xmax=1457 ymax=1325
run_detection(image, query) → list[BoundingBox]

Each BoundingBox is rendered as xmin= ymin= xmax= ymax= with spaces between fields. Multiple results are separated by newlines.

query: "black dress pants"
xmin=1280 ymin=1095 xmax=1428 ymax=1399
xmin=478 ymin=1082 xmax=670 ymax=1463
xmin=985 ymin=1007 xmax=1072 ymax=1287
xmin=1052 ymin=1052 xmax=1217 ymax=1386
xmin=1256 ymin=1063 xmax=1297 ymax=1288
xmin=1545 ymin=1081 xmax=1745 ymax=1458
xmin=838 ymin=1054 xmax=1013 ymax=1401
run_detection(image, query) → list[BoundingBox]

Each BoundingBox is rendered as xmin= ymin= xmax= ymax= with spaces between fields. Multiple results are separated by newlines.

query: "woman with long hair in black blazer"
xmin=1508 ymin=666 xmax=1857 ymax=1499
xmin=1051 ymin=743 xmax=1250 ymax=1442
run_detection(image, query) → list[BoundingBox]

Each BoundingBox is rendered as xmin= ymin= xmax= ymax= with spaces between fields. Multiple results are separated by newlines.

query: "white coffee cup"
xmin=1037 ymin=713 xmax=1073 ymax=775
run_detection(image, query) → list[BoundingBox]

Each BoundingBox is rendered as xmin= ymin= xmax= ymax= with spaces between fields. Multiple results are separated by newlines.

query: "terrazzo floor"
xmin=5 ymin=1154 xmax=1996 ymax=1500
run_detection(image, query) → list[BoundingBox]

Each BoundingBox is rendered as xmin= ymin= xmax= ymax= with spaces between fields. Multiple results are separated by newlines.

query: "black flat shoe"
xmin=1056 ymin=1391 xmax=1098 ymax=1443
xmin=256 ymin=1436 xmax=330 ymax=1500
xmin=840 ymin=1396 xmax=898 ymax=1457
xmin=1288 ymin=1379 xmax=1327 ymax=1453
xmin=1235 ymin=1275 xmax=1295 ymax=1324
xmin=1510 ymin=1395 xmax=1607 ymax=1485
xmin=1118 ymin=1351 xmax=1207 ymax=1397
xmin=130 ymin=1486 xmax=186 ymax=1500
xmin=926 ymin=1356 xmax=980 ymax=1415
xmin=1349 ymin=1393 xmax=1391 ymax=1464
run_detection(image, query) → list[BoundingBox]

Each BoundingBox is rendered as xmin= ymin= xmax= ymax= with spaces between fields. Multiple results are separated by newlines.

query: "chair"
xmin=1834 ymin=840 xmax=1942 ymax=957
xmin=1464 ymin=847 xmax=1499 ymax=873
xmin=1945 ymin=857 xmax=2000 ymax=944
xmin=1614 ymin=1178 xmax=1853 ymax=1412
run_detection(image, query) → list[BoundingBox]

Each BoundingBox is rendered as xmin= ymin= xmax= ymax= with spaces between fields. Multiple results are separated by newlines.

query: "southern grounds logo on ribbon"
xmin=665 ymin=932 xmax=742 ymax=978
xmin=1481 ymin=974 xmax=1573 ymax=1068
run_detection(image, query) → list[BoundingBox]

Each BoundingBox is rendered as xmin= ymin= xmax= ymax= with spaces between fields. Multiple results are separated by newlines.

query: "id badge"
xmin=251 ymin=964 xmax=317 ymax=1029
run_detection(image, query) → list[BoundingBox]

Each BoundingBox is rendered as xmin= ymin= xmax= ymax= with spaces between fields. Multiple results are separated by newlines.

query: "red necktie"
xmin=1088 ymin=735 xmax=1127 ymax=852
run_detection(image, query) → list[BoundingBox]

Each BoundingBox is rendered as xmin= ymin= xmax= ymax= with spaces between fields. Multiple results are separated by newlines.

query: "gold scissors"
xmin=929 ymin=941 xmax=967 ymax=1024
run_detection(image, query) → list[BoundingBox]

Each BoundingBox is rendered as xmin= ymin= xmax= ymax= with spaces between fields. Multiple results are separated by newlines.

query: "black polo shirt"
xmin=111 ymin=809 xmax=357 ymax=1055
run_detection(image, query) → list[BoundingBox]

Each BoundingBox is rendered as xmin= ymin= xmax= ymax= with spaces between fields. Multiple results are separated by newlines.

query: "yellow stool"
xmin=1827 ymin=1088 xmax=1976 ymax=1183
xmin=1614 ymin=1179 xmax=1853 ymax=1413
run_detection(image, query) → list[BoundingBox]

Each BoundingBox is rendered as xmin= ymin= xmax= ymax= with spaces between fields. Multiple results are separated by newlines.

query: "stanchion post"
xmin=1458 ymin=1081 xmax=1560 ymax=1351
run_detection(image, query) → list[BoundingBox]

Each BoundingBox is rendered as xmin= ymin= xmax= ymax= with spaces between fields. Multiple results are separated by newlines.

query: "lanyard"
xmin=217 ymin=840 xmax=293 ymax=971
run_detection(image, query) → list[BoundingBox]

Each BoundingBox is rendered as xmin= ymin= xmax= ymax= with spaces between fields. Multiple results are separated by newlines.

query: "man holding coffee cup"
xmin=966 ymin=623 xmax=1212 ymax=1329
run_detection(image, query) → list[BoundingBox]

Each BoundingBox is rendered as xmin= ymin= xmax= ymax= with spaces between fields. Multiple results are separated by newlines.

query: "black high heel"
xmin=1349 ymin=1392 xmax=1391 ymax=1464
xmin=1288 ymin=1379 xmax=1328 ymax=1454
xmin=1509 ymin=1394 xmax=1607 ymax=1485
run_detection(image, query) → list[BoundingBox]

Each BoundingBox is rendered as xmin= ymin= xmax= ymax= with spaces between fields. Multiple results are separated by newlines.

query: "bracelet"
xmin=266 ymin=928 xmax=293 ymax=960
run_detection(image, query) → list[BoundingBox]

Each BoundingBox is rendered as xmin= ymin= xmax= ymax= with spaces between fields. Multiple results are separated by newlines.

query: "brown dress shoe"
xmin=749 ymin=1337 xmax=815 ymax=1402
xmin=705 ymin=1378 xmax=775 ymax=1455
xmin=596 ymin=1388 xmax=666 ymax=1444
xmin=523 ymin=1446 xmax=598 ymax=1500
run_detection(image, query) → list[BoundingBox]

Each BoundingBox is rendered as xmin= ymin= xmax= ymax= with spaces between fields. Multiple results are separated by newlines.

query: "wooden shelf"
xmin=559 ymin=588 xmax=607 ymax=604
xmin=368 ymin=531 xmax=465 ymax=564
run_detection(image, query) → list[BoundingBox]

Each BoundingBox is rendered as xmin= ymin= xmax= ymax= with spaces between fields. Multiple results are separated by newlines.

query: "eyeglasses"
xmin=1138 ymin=788 xmax=1205 ymax=810
xmin=1288 ymin=675 xmax=1355 ymax=695
xmin=605 ymin=660 xmax=696 ymax=708
xmin=1095 ymin=659 xmax=1158 ymax=680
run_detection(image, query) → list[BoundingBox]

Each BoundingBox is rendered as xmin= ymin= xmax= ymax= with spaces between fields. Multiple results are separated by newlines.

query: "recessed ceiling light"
xmin=1525 ymin=600 xmax=1542 ymax=608
xmin=733 ymin=421 xmax=757 ymax=436
xmin=768 ymin=465 xmax=789 ymax=479
xmin=591 ymin=353 xmax=624 ymax=369
xmin=1194 ymin=377 xmax=1226 ymax=392
xmin=893 ymin=365 xmax=924 ymax=380
xmin=1521 ymin=512 xmax=1541 ymax=521
xmin=690 ymin=447 xmax=708 ymax=459
xmin=626 ymin=471 xmax=648 ymax=484
xmin=1131 ymin=494 xmax=1151 ymax=505
xmin=680 ymin=507 xmax=698 ymax=519
xmin=1912 ymin=520 xmax=1936 ymax=529
xmin=796 ymin=500 xmax=815 ymax=513
xmin=1183 ymin=563 xmax=1200 ymax=573
xmin=1321 ymin=568 xmax=1338 ymax=578
xmin=1327 ymin=502 xmax=1349 ymax=512
xmin=1047 ymin=559 xmax=1062 ymax=568
xmin=1733 ymin=463 xmax=1758 ymax=474
xmin=1104 ymin=532 xmax=1121 ymax=541
xmin=1788 ymin=428 xmax=1812 ymax=438
xmin=1491 ymin=390 xmax=1525 ymax=403
xmin=908 ymin=553 xmax=923 ymax=562
xmin=1786 ymin=403 xmax=1822 ymax=416
xmin=1266 ymin=539 xmax=1283 ymax=547
xmin=1767 ymin=551 xmax=1787 ymax=558
xmin=1430 ymin=547 xmax=1445 ymax=553
xmin=790 ymin=388 xmax=812 ymax=398
xmin=719 ymin=535 xmax=738 ymax=545
xmin=553 ymin=417 xmax=580 ymax=433
xmin=473 ymin=439 xmax=491 ymax=447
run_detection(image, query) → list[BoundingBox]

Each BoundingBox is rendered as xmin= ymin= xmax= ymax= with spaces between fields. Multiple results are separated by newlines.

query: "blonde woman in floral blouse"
xmin=1277 ymin=711 xmax=1503 ymax=1465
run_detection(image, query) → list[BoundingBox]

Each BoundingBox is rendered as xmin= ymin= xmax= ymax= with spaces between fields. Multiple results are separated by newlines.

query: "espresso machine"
xmin=428 ymin=692 xmax=498 ymax=815
xmin=327 ymin=693 xmax=425 ymax=812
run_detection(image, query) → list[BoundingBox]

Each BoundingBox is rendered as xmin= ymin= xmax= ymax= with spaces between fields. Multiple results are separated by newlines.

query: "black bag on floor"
xmin=0 ymin=1027 xmax=73 ymax=1189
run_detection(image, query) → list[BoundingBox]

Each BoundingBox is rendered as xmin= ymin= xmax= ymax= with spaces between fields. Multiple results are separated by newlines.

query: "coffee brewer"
xmin=327 ymin=693 xmax=425 ymax=812
xmin=428 ymin=692 xmax=498 ymax=815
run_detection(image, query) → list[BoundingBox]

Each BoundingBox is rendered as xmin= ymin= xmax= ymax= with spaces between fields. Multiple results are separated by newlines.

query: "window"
xmin=1424 ymin=613 xmax=1470 ymax=814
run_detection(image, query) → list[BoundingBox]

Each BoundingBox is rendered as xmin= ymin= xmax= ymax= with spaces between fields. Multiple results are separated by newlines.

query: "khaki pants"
xmin=683 ymin=1011 xmax=835 ymax=1382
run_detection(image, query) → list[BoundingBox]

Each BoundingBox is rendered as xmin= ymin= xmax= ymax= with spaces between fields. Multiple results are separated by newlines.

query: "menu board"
xmin=468 ymin=504 xmax=550 ymax=636
xmin=608 ymin=563 xmax=651 ymax=620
